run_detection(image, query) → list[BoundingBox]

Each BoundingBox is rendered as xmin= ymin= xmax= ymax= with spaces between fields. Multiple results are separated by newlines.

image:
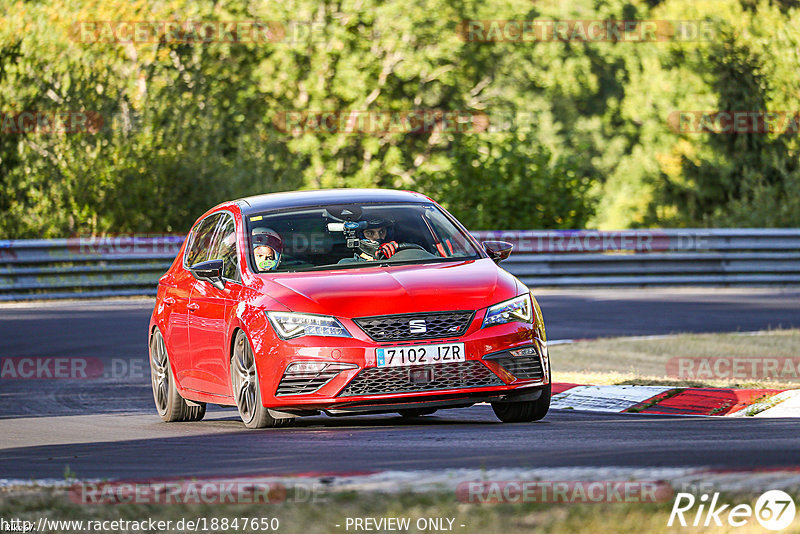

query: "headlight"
xmin=266 ymin=311 xmax=352 ymax=339
xmin=482 ymin=294 xmax=533 ymax=328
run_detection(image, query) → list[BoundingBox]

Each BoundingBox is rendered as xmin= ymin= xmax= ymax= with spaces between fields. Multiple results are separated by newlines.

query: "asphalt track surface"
xmin=1 ymin=288 xmax=799 ymax=481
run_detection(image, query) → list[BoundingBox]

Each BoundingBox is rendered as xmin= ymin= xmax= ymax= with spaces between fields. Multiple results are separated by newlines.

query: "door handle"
xmin=163 ymin=296 xmax=176 ymax=306
xmin=188 ymin=303 xmax=200 ymax=312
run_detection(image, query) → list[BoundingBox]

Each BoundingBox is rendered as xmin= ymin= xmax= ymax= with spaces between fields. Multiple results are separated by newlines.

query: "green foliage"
xmin=652 ymin=0 xmax=800 ymax=227
xmin=416 ymin=133 xmax=594 ymax=230
xmin=0 ymin=0 xmax=799 ymax=237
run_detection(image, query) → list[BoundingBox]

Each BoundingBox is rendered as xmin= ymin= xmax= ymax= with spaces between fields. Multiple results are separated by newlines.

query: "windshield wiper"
xmin=282 ymin=256 xmax=477 ymax=272
xmin=377 ymin=256 xmax=477 ymax=267
xmin=295 ymin=262 xmax=377 ymax=271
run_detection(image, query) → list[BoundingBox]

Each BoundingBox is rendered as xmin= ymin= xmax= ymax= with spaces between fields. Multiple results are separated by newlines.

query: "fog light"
xmin=509 ymin=346 xmax=538 ymax=357
xmin=285 ymin=361 xmax=357 ymax=377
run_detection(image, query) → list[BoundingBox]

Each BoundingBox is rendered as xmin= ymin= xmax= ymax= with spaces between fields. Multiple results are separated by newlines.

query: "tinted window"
xmin=245 ymin=203 xmax=481 ymax=272
xmin=209 ymin=215 xmax=239 ymax=281
xmin=185 ymin=214 xmax=223 ymax=268
xmin=423 ymin=207 xmax=475 ymax=257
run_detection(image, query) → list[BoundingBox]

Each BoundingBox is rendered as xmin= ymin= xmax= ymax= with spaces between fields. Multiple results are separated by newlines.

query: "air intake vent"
xmin=276 ymin=362 xmax=357 ymax=396
xmin=338 ymin=360 xmax=502 ymax=397
xmin=487 ymin=346 xmax=544 ymax=380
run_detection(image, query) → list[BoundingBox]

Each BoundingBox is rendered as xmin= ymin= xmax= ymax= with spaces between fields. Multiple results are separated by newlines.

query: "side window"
xmin=209 ymin=215 xmax=239 ymax=281
xmin=185 ymin=214 xmax=223 ymax=268
xmin=424 ymin=208 xmax=472 ymax=257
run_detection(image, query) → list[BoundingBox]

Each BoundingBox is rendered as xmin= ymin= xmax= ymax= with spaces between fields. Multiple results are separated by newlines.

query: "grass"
xmin=2 ymin=487 xmax=798 ymax=534
xmin=550 ymin=329 xmax=800 ymax=389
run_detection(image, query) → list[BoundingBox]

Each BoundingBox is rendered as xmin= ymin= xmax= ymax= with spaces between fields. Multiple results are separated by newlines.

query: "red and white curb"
xmin=551 ymin=383 xmax=800 ymax=417
xmin=551 ymin=385 xmax=673 ymax=412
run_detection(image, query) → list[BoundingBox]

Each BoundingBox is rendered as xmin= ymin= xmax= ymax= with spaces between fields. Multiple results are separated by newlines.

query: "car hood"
xmin=255 ymin=258 xmax=521 ymax=318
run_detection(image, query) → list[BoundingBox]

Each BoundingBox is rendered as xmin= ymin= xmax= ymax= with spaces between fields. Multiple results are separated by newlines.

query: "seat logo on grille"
xmin=408 ymin=319 xmax=427 ymax=334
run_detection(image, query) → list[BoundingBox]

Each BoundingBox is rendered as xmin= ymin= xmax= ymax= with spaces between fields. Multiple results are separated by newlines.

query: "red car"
xmin=149 ymin=189 xmax=550 ymax=428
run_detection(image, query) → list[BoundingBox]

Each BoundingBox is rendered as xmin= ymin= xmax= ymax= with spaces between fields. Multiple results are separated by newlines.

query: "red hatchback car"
xmin=149 ymin=189 xmax=550 ymax=428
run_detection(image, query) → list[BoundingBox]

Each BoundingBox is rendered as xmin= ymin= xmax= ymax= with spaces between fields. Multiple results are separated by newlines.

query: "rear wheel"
xmin=149 ymin=327 xmax=206 ymax=422
xmin=398 ymin=408 xmax=437 ymax=417
xmin=491 ymin=383 xmax=551 ymax=423
xmin=231 ymin=330 xmax=294 ymax=429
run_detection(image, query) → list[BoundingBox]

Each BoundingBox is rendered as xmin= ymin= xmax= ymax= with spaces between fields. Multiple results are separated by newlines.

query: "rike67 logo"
xmin=668 ymin=490 xmax=796 ymax=530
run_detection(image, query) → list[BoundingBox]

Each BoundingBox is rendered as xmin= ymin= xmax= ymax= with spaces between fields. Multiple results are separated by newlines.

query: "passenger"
xmin=252 ymin=228 xmax=283 ymax=271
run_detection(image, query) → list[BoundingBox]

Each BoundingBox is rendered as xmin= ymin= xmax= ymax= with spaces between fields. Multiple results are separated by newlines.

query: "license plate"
xmin=376 ymin=343 xmax=465 ymax=368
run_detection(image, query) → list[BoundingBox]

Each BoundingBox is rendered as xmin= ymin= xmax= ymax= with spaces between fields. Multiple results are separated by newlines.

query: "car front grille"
xmin=354 ymin=311 xmax=474 ymax=342
xmin=337 ymin=360 xmax=503 ymax=397
xmin=492 ymin=356 xmax=545 ymax=380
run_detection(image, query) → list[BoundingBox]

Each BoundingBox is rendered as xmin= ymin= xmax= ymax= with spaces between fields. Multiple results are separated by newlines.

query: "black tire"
xmin=491 ymin=382 xmax=551 ymax=423
xmin=398 ymin=408 xmax=437 ymax=418
xmin=149 ymin=327 xmax=206 ymax=422
xmin=231 ymin=330 xmax=294 ymax=429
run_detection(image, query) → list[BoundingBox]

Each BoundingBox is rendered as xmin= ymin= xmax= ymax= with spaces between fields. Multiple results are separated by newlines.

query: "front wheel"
xmin=231 ymin=330 xmax=294 ymax=429
xmin=149 ymin=327 xmax=206 ymax=422
xmin=491 ymin=383 xmax=551 ymax=423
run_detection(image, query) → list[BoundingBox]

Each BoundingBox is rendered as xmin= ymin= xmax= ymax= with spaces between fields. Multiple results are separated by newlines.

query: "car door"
xmin=188 ymin=212 xmax=242 ymax=396
xmin=160 ymin=267 xmax=193 ymax=380
xmin=167 ymin=213 xmax=222 ymax=386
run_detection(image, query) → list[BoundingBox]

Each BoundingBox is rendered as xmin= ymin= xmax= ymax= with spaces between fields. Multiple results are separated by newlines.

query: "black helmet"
xmin=357 ymin=217 xmax=393 ymax=241
xmin=363 ymin=217 xmax=393 ymax=229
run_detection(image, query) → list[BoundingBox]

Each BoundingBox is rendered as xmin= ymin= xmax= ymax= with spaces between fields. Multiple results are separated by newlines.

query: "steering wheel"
xmin=376 ymin=243 xmax=426 ymax=259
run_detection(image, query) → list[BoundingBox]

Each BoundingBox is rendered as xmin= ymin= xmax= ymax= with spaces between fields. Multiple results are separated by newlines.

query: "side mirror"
xmin=190 ymin=259 xmax=226 ymax=290
xmin=482 ymin=241 xmax=513 ymax=264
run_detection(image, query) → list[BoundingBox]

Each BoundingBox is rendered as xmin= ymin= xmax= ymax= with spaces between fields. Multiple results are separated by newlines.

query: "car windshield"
xmin=246 ymin=202 xmax=481 ymax=272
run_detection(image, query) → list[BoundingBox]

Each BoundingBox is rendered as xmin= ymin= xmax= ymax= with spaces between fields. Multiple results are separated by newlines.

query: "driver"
xmin=357 ymin=218 xmax=400 ymax=260
xmin=252 ymin=228 xmax=283 ymax=271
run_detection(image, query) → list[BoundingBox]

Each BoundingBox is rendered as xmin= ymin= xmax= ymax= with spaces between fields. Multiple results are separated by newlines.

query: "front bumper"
xmin=252 ymin=312 xmax=550 ymax=413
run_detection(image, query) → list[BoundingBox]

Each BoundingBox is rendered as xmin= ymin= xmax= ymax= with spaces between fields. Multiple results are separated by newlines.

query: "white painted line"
xmin=550 ymin=385 xmax=674 ymax=412
xmin=6 ymin=466 xmax=800 ymax=494
xmin=726 ymin=390 xmax=798 ymax=417
xmin=751 ymin=390 xmax=800 ymax=418
xmin=0 ymin=467 xmax=702 ymax=492
xmin=548 ymin=330 xmax=774 ymax=346
xmin=547 ymin=339 xmax=578 ymax=346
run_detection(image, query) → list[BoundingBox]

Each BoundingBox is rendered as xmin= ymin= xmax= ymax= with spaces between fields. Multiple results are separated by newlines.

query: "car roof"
xmin=234 ymin=188 xmax=431 ymax=215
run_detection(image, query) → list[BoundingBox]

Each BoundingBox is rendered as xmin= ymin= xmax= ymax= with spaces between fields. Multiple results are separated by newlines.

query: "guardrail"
xmin=1 ymin=229 xmax=798 ymax=300
xmin=471 ymin=229 xmax=800 ymax=288
xmin=0 ymin=236 xmax=182 ymax=301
